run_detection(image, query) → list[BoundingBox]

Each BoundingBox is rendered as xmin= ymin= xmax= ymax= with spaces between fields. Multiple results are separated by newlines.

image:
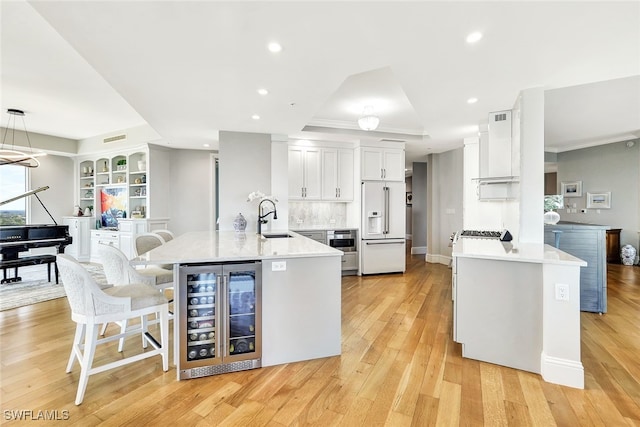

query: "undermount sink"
xmin=261 ymin=232 xmax=293 ymax=239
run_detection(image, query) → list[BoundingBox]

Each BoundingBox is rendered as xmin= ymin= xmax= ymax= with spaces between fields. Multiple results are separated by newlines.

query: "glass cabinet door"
xmin=183 ymin=271 xmax=220 ymax=365
xmin=224 ymin=265 xmax=262 ymax=362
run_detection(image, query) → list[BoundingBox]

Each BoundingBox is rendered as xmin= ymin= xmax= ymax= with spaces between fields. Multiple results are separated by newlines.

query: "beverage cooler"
xmin=178 ymin=261 xmax=262 ymax=380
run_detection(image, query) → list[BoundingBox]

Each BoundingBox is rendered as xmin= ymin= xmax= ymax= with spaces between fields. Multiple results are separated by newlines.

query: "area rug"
xmin=0 ymin=263 xmax=108 ymax=311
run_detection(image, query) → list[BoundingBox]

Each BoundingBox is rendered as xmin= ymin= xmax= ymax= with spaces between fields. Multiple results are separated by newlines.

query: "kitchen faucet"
xmin=257 ymin=198 xmax=277 ymax=235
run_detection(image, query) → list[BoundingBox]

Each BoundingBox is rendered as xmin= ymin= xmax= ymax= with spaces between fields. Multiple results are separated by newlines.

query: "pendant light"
xmin=358 ymin=106 xmax=380 ymax=131
xmin=1 ymin=109 xmax=44 ymax=168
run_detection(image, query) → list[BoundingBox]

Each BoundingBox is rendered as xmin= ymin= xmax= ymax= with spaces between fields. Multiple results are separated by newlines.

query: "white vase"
xmin=137 ymin=160 xmax=146 ymax=171
xmin=233 ymin=213 xmax=247 ymax=232
xmin=620 ymin=245 xmax=636 ymax=266
xmin=543 ymin=210 xmax=560 ymax=224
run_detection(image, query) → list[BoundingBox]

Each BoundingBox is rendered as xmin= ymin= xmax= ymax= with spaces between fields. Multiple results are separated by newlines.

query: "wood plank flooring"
xmin=1 ymin=255 xmax=639 ymax=425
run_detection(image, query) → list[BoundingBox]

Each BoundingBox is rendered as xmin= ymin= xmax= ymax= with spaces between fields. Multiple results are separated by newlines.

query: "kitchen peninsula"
xmin=452 ymin=238 xmax=587 ymax=389
xmin=132 ymin=230 xmax=342 ymax=379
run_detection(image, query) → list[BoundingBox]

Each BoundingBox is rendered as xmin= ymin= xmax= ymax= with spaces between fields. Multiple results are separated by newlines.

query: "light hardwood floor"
xmin=1 ymin=254 xmax=639 ymax=425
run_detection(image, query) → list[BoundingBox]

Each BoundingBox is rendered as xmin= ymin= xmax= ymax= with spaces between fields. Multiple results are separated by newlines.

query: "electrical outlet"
xmin=272 ymin=261 xmax=286 ymax=271
xmin=555 ymin=283 xmax=569 ymax=301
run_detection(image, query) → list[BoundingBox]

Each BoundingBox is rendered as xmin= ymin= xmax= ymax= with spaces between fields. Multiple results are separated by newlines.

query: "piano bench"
xmin=0 ymin=255 xmax=59 ymax=285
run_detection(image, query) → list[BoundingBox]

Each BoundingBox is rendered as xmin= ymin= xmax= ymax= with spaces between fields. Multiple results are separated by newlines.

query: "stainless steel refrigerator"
xmin=360 ymin=181 xmax=406 ymax=274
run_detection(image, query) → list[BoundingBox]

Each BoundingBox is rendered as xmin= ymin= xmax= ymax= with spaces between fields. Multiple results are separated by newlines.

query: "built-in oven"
xmin=327 ymin=229 xmax=357 ymax=252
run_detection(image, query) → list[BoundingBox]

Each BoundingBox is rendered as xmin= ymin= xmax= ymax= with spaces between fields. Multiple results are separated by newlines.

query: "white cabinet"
xmin=361 ymin=147 xmax=404 ymax=181
xmin=90 ymin=230 xmax=119 ymax=263
xmin=321 ymin=148 xmax=354 ymax=201
xmin=288 ymin=147 xmax=321 ymax=200
xmin=62 ymin=216 xmax=93 ymax=262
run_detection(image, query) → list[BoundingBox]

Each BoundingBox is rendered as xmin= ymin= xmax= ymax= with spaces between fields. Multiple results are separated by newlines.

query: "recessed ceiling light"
xmin=267 ymin=42 xmax=282 ymax=53
xmin=467 ymin=97 xmax=478 ymax=104
xmin=257 ymin=88 xmax=269 ymax=96
xmin=203 ymin=143 xmax=210 ymax=148
xmin=466 ymin=32 xmax=483 ymax=44
xmin=251 ymin=114 xmax=260 ymax=120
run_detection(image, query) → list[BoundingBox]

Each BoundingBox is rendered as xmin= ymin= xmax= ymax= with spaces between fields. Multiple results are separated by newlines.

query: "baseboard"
xmin=425 ymin=253 xmax=451 ymax=265
xmin=411 ymin=246 xmax=427 ymax=255
xmin=540 ymin=352 xmax=584 ymax=389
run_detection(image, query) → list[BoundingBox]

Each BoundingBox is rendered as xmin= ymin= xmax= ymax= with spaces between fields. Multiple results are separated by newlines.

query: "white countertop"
xmin=452 ymin=238 xmax=587 ymax=266
xmin=130 ymin=230 xmax=342 ymax=265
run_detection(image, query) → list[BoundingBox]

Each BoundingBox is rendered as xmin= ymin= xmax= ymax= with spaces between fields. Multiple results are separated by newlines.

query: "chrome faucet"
xmin=257 ymin=198 xmax=277 ymax=235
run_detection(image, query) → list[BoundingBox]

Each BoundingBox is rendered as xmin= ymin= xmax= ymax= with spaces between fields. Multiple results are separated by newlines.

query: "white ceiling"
xmin=2 ymin=1 xmax=639 ymax=168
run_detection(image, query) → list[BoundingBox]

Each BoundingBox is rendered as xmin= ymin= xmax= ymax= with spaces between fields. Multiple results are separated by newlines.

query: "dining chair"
xmin=56 ymin=254 xmax=169 ymax=405
xmin=152 ymin=229 xmax=175 ymax=242
xmin=134 ymin=232 xmax=172 ymax=270
xmin=99 ymin=242 xmax=174 ymax=323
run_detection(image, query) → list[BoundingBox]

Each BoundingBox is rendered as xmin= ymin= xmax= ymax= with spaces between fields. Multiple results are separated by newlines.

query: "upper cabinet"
xmin=361 ymin=146 xmax=405 ymax=181
xmin=289 ymin=147 xmax=322 ymax=200
xmin=321 ymin=148 xmax=354 ymax=201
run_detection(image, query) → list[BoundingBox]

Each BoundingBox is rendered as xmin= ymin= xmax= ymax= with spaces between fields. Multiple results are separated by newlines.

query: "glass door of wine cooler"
xmin=178 ymin=262 xmax=261 ymax=379
xmin=224 ymin=264 xmax=262 ymax=363
xmin=179 ymin=266 xmax=223 ymax=368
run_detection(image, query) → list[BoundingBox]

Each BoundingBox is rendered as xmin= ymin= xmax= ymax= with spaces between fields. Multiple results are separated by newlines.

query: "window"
xmin=0 ymin=165 xmax=27 ymax=225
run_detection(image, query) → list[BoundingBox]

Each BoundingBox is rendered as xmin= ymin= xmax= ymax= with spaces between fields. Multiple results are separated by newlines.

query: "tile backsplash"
xmin=289 ymin=202 xmax=347 ymax=228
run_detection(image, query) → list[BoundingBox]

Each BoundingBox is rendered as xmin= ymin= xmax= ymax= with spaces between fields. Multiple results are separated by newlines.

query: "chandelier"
xmin=1 ymin=109 xmax=44 ymax=168
xmin=357 ymin=106 xmax=380 ymax=131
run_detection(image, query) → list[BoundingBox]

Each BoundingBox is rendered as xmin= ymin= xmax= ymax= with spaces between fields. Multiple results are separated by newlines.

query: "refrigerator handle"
xmin=219 ymin=274 xmax=227 ymax=357
xmin=384 ymin=186 xmax=390 ymax=234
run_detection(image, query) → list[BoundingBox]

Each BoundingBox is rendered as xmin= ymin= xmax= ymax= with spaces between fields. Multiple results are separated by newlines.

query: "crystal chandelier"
xmin=1 ymin=109 xmax=44 ymax=168
xmin=357 ymin=106 xmax=380 ymax=131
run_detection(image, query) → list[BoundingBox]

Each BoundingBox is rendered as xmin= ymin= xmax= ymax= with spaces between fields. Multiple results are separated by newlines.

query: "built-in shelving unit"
xmin=73 ymin=144 xmax=171 ymax=260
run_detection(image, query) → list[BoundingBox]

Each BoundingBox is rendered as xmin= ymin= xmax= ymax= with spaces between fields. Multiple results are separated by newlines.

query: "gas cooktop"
xmin=459 ymin=230 xmax=502 ymax=238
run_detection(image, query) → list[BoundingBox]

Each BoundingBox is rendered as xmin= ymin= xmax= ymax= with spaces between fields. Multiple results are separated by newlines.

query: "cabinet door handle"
xmin=335 ymin=188 xmax=338 ymax=198
xmin=338 ymin=188 xmax=341 ymax=198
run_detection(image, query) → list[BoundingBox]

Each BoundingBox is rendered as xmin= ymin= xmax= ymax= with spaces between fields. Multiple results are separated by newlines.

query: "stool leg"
xmin=54 ymin=262 xmax=59 ymax=284
xmin=48 ymin=262 xmax=52 ymax=283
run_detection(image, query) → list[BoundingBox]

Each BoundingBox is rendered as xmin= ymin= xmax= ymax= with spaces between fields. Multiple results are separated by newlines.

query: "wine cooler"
xmin=178 ymin=261 xmax=262 ymax=380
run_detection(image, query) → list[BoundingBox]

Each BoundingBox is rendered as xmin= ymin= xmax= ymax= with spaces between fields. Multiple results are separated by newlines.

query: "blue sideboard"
xmin=544 ymin=222 xmax=610 ymax=313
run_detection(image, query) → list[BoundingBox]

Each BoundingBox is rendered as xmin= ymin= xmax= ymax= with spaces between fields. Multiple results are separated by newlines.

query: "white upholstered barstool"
xmin=56 ymin=254 xmax=169 ymax=405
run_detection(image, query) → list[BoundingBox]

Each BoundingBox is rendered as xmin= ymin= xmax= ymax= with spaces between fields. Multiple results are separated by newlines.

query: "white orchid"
xmin=247 ymin=191 xmax=278 ymax=203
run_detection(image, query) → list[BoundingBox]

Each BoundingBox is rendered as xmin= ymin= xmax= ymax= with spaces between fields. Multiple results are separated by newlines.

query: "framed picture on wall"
xmin=406 ymin=192 xmax=413 ymax=206
xmin=586 ymin=192 xmax=611 ymax=209
xmin=561 ymin=181 xmax=582 ymax=198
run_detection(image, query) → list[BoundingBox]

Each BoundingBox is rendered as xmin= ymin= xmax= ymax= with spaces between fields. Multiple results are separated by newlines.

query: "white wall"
xmin=557 ymin=139 xmax=639 ymax=246
xmin=219 ymin=131 xmax=272 ymax=232
xmin=0 ymin=127 xmax=77 ymax=155
xmin=270 ymin=137 xmax=289 ymax=231
xmin=411 ymin=162 xmax=428 ymax=254
xmin=518 ymin=88 xmax=545 ymax=244
xmin=76 ymin=124 xmax=162 ymax=155
xmin=426 ymin=148 xmax=463 ymax=264
xmin=30 ymin=153 xmax=75 ymax=224
xmin=168 ymin=148 xmax=214 ymax=236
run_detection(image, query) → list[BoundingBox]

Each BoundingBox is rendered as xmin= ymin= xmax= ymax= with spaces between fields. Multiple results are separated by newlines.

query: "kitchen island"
xmin=452 ymin=238 xmax=587 ymax=388
xmin=132 ymin=230 xmax=343 ymax=378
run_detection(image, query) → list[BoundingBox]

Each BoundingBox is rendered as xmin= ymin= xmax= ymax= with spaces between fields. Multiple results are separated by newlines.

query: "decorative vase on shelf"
xmin=543 ymin=210 xmax=560 ymax=224
xmin=233 ymin=213 xmax=247 ymax=232
xmin=620 ymin=245 xmax=637 ymax=266
xmin=137 ymin=160 xmax=146 ymax=171
xmin=84 ymin=207 xmax=91 ymax=216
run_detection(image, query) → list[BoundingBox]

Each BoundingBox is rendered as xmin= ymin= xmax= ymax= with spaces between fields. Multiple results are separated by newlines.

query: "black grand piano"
xmin=0 ymin=187 xmax=72 ymax=284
